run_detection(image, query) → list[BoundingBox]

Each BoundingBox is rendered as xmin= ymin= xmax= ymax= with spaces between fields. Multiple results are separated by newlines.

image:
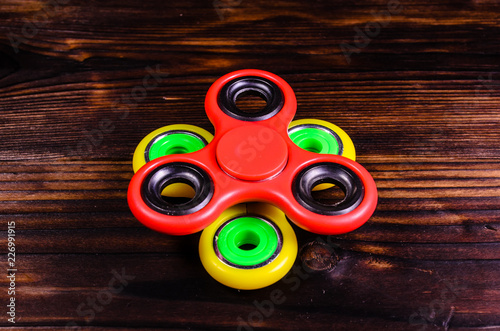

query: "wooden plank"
xmin=0 ymin=0 xmax=498 ymax=329
xmin=0 ymin=253 xmax=498 ymax=329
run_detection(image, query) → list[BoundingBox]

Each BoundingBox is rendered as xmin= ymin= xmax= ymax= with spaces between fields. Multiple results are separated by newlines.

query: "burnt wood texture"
xmin=0 ymin=0 xmax=499 ymax=330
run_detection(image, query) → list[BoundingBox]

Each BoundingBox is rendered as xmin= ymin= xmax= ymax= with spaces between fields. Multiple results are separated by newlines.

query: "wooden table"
xmin=0 ymin=0 xmax=499 ymax=330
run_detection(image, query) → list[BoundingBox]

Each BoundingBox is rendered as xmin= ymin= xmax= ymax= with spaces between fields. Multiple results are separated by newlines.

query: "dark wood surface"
xmin=0 ymin=0 xmax=499 ymax=330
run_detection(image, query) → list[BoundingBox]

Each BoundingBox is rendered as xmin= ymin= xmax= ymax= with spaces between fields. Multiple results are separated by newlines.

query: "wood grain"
xmin=0 ymin=0 xmax=499 ymax=329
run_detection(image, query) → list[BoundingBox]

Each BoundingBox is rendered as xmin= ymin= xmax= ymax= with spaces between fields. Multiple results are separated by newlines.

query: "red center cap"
xmin=216 ymin=125 xmax=288 ymax=181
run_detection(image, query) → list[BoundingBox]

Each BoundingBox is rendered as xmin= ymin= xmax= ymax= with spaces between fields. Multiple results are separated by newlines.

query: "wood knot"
xmin=299 ymin=240 xmax=340 ymax=273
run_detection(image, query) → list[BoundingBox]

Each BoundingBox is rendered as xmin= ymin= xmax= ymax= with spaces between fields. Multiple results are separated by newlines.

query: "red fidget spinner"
xmin=128 ymin=69 xmax=378 ymax=237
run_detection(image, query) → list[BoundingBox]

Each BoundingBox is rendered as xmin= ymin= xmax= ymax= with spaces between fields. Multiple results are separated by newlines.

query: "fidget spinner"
xmin=128 ymin=69 xmax=378 ymax=290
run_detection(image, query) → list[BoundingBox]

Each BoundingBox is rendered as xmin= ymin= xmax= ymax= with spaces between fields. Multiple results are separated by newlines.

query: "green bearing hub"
xmin=216 ymin=217 xmax=280 ymax=267
xmin=147 ymin=132 xmax=206 ymax=161
xmin=289 ymin=126 xmax=341 ymax=155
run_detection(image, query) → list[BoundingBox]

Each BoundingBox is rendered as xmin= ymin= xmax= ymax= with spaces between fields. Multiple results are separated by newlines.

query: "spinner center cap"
xmin=216 ymin=125 xmax=288 ymax=181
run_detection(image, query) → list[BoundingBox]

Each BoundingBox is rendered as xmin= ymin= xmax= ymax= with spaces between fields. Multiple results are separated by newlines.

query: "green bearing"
xmin=216 ymin=217 xmax=279 ymax=267
xmin=289 ymin=127 xmax=340 ymax=154
xmin=147 ymin=132 xmax=206 ymax=161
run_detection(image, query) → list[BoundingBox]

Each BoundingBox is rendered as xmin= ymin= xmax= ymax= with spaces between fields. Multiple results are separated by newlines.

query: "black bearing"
xmin=292 ymin=163 xmax=364 ymax=215
xmin=141 ymin=162 xmax=213 ymax=216
xmin=217 ymin=76 xmax=284 ymax=121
